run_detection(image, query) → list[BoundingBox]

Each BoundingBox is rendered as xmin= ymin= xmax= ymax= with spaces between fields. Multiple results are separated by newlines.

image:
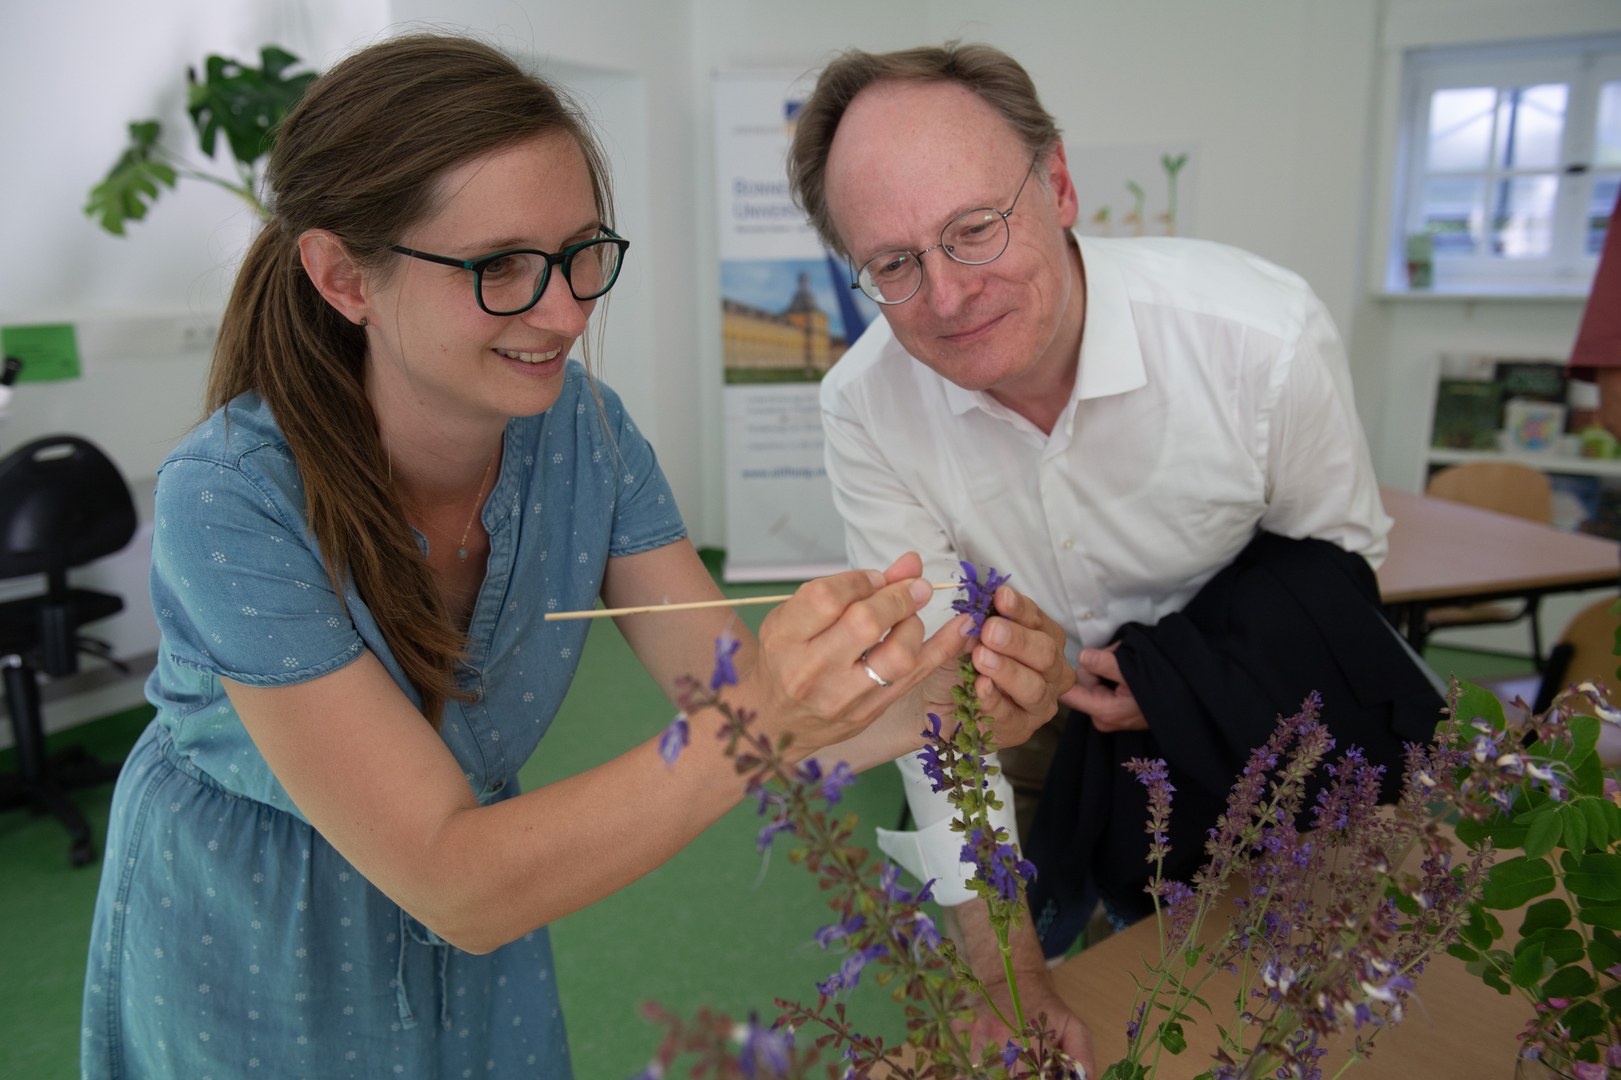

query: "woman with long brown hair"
xmin=77 ymin=32 xmax=1071 ymax=1079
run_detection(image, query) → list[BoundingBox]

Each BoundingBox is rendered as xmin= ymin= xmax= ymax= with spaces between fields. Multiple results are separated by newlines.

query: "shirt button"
xmin=490 ymin=779 xmax=506 ymax=793
xmin=1061 ymin=538 xmax=1075 ymax=550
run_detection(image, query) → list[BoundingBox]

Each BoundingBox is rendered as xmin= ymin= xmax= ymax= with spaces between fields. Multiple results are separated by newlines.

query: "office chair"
xmin=0 ymin=435 xmax=138 ymax=866
xmin=1418 ymin=461 xmax=1556 ymax=669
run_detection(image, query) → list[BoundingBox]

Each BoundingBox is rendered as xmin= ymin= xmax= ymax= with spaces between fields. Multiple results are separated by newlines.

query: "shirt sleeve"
xmin=593 ymin=379 xmax=688 ymax=558
xmin=820 ymin=394 xmax=959 ymax=635
xmin=149 ymin=453 xmax=366 ymax=688
xmin=1257 ymin=290 xmax=1392 ymax=569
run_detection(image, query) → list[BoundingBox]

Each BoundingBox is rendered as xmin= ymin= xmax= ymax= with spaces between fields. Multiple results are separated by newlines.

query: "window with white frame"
xmin=1395 ymin=34 xmax=1621 ymax=293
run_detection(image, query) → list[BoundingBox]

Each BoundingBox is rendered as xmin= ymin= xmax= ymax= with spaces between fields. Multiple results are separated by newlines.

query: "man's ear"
xmin=298 ymin=229 xmax=370 ymax=326
xmin=1044 ymin=141 xmax=1080 ymax=230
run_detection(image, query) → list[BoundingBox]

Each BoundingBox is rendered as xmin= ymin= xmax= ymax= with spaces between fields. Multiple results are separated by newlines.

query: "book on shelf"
xmin=1431 ymin=378 xmax=1504 ymax=450
xmin=1492 ymin=359 xmax=1567 ymax=410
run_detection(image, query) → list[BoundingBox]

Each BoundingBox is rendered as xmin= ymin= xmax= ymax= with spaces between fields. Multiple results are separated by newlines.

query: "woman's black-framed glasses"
xmin=390 ymin=228 xmax=629 ymax=316
xmin=851 ymin=153 xmax=1041 ymax=306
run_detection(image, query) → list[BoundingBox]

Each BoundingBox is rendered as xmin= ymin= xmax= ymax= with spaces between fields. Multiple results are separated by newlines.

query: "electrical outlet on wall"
xmin=180 ymin=320 xmax=219 ymax=353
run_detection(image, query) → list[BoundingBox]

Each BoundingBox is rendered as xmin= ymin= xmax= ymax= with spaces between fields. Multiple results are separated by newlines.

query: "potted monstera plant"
xmin=85 ymin=45 xmax=317 ymax=235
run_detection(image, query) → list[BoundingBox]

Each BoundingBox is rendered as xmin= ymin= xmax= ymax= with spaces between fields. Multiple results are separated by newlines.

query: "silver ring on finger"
xmin=860 ymin=649 xmax=892 ymax=688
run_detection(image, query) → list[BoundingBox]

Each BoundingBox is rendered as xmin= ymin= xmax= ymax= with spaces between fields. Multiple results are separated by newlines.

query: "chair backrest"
xmin=0 ymin=435 xmax=138 ymax=585
xmin=1425 ymin=461 xmax=1553 ymax=523
xmin=1555 ymin=595 xmax=1621 ymax=692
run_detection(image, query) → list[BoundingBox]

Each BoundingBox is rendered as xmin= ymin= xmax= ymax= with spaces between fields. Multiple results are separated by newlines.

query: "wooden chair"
xmin=1478 ymin=594 xmax=1619 ymax=718
xmin=1419 ymin=461 xmax=1555 ymax=668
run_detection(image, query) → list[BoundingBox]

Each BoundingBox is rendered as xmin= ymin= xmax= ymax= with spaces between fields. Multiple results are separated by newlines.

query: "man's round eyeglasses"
xmin=850 ymin=153 xmax=1041 ymax=306
xmin=390 ymin=228 xmax=629 ymax=317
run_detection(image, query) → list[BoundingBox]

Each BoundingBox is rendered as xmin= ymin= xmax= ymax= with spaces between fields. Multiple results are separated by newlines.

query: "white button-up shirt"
xmin=820 ymin=234 xmax=1390 ymax=904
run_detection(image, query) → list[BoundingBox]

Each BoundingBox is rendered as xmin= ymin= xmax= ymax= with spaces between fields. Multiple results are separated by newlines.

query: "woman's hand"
xmin=745 ymin=552 xmax=970 ymax=760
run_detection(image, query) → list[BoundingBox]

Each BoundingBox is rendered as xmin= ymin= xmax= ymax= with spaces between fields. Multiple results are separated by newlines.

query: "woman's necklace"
xmin=453 ymin=451 xmax=499 ymax=562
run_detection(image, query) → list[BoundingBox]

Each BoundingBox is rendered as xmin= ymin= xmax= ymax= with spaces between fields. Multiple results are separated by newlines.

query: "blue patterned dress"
xmin=81 ymin=362 xmax=685 ymax=1078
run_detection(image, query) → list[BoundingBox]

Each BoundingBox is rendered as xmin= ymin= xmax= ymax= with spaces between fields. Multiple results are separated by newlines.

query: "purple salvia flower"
xmin=813 ymin=914 xmax=865 ymax=949
xmin=818 ymin=761 xmax=855 ymax=805
xmin=736 ymin=1013 xmax=793 ymax=1078
xmin=757 ymin=817 xmax=795 ymax=852
xmin=657 ymin=713 xmax=689 ymax=764
xmin=815 ymin=943 xmax=887 ymax=997
xmin=951 ymin=561 xmax=1011 ymax=635
xmin=1125 ymin=999 xmax=1147 ymax=1041
xmin=877 ymin=863 xmax=936 ymax=905
xmin=900 ymin=910 xmax=942 ymax=956
xmin=711 ymin=628 xmax=741 ymax=690
xmin=1001 ymin=1040 xmax=1020 ymax=1070
xmin=917 ymin=713 xmax=949 ymax=791
xmin=961 ymin=826 xmax=1038 ymax=902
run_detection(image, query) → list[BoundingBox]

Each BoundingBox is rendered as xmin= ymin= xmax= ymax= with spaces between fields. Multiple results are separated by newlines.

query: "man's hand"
xmin=965 ymin=585 xmax=1076 ymax=748
xmin=967 ymin=973 xmax=1096 ymax=1078
xmin=949 ymin=901 xmax=1097 ymax=1077
xmin=1060 ymin=642 xmax=1147 ymax=732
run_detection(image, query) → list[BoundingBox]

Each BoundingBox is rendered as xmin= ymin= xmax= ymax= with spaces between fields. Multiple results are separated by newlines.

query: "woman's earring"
xmin=359 ymin=316 xmax=369 ymax=327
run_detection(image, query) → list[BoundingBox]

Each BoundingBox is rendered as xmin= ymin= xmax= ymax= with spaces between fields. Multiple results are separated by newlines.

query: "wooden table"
xmin=1048 ymin=873 xmax=1533 ymax=1077
xmin=1376 ymin=485 xmax=1621 ymax=650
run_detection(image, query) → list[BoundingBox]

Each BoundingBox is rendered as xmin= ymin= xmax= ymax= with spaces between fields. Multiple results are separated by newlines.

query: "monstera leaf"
xmin=85 ymin=46 xmax=316 ymax=236
xmin=84 ymin=121 xmax=178 ymax=236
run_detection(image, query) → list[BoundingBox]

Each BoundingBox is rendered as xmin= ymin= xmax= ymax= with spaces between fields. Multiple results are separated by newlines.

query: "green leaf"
xmin=1523 ymin=807 xmax=1564 ymax=859
xmin=84 ymin=120 xmax=177 ymax=235
xmin=1454 ymin=815 xmax=1491 ymax=848
xmin=1157 ymin=1021 xmax=1188 ymax=1055
xmin=1521 ymin=897 xmax=1573 ymax=934
xmin=1577 ymin=901 xmax=1621 ymax=930
xmin=1522 ymin=927 xmax=1586 ymax=966
xmin=1510 ymin=939 xmax=1548 ymax=988
xmin=1588 ymin=927 xmax=1621 ymax=974
xmin=1461 ymin=903 xmax=1504 ymax=948
xmin=186 ymin=46 xmax=316 ymax=167
xmin=1568 ymin=712 xmax=1601 ymax=759
xmin=1571 ymin=748 xmax=1605 ymax=800
xmin=1455 ymin=681 xmax=1507 ymax=732
xmin=1541 ymin=964 xmax=1598 ymax=999
xmin=1565 ymin=852 xmax=1621 ymax=901
xmin=1482 ymin=855 xmax=1557 ymax=909
xmin=1560 ymin=1000 xmax=1607 ymax=1040
xmin=1447 ymin=942 xmax=1482 ymax=963
xmin=1581 ymin=797 xmax=1616 ymax=848
xmin=1561 ymin=800 xmax=1590 ymax=855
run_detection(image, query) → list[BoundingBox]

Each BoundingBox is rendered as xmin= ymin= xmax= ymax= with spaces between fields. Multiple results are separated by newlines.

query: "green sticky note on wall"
xmin=1 ymin=323 xmax=82 ymax=382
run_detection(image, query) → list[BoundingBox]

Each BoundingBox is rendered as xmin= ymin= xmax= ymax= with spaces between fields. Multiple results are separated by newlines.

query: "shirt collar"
xmin=938 ymin=233 xmax=1148 ymax=422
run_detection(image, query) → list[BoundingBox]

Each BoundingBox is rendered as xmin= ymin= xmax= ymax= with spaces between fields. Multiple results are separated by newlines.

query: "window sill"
xmin=1372 ymin=286 xmax=1590 ymax=303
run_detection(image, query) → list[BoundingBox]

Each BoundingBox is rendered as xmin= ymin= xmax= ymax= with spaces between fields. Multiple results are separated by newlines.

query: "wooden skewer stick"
xmin=543 ymin=581 xmax=960 ymax=621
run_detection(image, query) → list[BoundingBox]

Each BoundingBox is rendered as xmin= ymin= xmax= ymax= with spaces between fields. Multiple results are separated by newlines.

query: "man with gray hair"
xmin=788 ymin=40 xmax=1437 ymax=1064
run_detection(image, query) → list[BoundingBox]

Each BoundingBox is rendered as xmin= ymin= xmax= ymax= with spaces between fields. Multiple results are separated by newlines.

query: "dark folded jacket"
xmin=1025 ymin=532 xmax=1445 ymax=948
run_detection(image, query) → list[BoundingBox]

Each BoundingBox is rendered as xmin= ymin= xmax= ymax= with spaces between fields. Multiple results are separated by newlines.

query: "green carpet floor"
xmin=0 ymin=595 xmax=1534 ymax=1078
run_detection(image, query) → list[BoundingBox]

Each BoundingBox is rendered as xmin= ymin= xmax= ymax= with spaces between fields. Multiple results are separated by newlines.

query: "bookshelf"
xmin=1427 ymin=447 xmax=1621 ymax=480
xmin=1423 ymin=356 xmax=1621 ymax=541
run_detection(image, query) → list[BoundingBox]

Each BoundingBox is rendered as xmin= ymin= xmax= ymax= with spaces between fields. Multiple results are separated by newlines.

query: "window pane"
xmin=1597 ymin=80 xmax=1621 ymax=167
xmin=1590 ymin=175 xmax=1619 ymax=255
xmin=1428 ymin=87 xmax=1497 ymax=171
xmin=1422 ymin=177 xmax=1483 ymax=253
xmin=1490 ymin=175 xmax=1557 ymax=257
xmin=1494 ymin=84 xmax=1566 ymax=170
